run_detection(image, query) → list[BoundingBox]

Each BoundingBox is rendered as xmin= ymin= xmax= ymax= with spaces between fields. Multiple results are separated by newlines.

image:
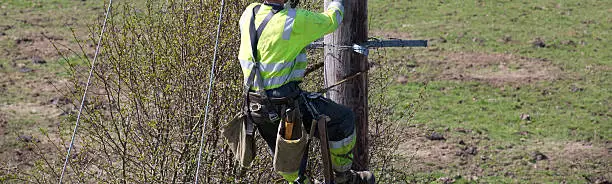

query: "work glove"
xmin=285 ymin=0 xmax=299 ymax=8
xmin=329 ymin=0 xmax=345 ymax=13
xmin=332 ymin=0 xmax=344 ymax=4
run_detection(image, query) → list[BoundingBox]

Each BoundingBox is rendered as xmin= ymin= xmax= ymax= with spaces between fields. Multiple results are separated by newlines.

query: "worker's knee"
xmin=303 ymin=96 xmax=356 ymax=141
xmin=326 ymin=104 xmax=355 ymax=142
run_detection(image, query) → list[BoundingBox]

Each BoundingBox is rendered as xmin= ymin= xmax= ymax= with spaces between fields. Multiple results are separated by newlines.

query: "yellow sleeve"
xmin=292 ymin=2 xmax=344 ymax=48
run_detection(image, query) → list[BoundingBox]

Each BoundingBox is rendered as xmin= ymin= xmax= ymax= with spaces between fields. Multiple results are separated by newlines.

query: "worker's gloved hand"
xmin=285 ymin=0 xmax=299 ymax=8
xmin=329 ymin=0 xmax=345 ymax=12
xmin=332 ymin=0 xmax=345 ymax=4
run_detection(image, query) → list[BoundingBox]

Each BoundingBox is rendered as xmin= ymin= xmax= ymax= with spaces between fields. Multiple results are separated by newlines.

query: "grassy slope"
xmin=369 ymin=0 xmax=610 ymax=183
xmin=0 ymin=0 xmax=102 ymax=179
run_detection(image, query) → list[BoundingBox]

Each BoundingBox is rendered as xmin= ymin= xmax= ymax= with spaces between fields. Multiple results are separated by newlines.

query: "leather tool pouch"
xmin=222 ymin=113 xmax=256 ymax=167
xmin=273 ymin=103 xmax=308 ymax=173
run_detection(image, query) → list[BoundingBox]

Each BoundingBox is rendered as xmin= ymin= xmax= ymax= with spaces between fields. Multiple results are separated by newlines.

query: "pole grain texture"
xmin=323 ymin=0 xmax=369 ymax=170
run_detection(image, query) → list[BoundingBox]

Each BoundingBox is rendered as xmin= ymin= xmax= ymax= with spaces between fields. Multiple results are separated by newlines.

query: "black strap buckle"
xmin=268 ymin=112 xmax=280 ymax=122
xmin=249 ymin=103 xmax=262 ymax=112
xmin=306 ymin=92 xmax=322 ymax=99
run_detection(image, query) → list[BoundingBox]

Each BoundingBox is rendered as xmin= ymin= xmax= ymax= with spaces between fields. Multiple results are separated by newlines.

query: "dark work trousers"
xmin=250 ymin=82 xmax=356 ymax=180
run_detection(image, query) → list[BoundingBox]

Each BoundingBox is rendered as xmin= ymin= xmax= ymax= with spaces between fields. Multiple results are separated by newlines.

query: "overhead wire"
xmin=194 ymin=0 xmax=226 ymax=183
xmin=58 ymin=0 xmax=113 ymax=183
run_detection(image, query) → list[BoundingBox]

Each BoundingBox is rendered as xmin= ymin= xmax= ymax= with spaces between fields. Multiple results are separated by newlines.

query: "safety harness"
xmin=240 ymin=3 xmax=335 ymax=183
xmin=243 ymin=4 xmax=285 ymax=135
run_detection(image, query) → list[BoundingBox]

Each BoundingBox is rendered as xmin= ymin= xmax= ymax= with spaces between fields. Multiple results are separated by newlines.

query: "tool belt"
xmin=247 ymin=92 xmax=298 ymax=118
xmin=248 ymin=92 xmax=298 ymax=105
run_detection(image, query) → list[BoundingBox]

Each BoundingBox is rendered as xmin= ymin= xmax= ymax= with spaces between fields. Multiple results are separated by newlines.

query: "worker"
xmin=235 ymin=0 xmax=375 ymax=183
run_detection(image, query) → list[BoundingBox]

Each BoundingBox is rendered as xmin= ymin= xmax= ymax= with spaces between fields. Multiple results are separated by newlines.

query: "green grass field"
xmin=369 ymin=0 xmax=610 ymax=183
xmin=0 ymin=0 xmax=101 ymax=179
xmin=0 ymin=0 xmax=610 ymax=183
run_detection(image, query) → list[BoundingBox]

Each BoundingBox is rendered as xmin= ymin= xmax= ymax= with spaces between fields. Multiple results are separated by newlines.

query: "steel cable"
xmin=194 ymin=0 xmax=225 ymax=183
xmin=58 ymin=0 xmax=113 ymax=183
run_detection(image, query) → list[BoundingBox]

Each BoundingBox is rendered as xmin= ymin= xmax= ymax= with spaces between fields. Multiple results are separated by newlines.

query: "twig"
xmin=304 ymin=61 xmax=324 ymax=76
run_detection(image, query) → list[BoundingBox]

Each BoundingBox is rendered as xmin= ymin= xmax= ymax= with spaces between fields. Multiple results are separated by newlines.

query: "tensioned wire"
xmin=59 ymin=0 xmax=113 ymax=183
xmin=194 ymin=0 xmax=226 ymax=183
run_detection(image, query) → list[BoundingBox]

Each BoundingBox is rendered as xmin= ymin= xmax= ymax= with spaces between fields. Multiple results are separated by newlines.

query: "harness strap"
xmin=244 ymin=4 xmax=285 ymax=133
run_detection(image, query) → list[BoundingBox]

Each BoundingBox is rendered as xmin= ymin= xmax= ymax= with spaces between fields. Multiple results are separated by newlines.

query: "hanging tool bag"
xmin=221 ymin=113 xmax=256 ymax=167
xmin=273 ymin=99 xmax=308 ymax=174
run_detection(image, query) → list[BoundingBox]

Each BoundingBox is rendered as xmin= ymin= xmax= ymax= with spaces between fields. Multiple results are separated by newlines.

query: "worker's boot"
xmin=334 ymin=170 xmax=375 ymax=184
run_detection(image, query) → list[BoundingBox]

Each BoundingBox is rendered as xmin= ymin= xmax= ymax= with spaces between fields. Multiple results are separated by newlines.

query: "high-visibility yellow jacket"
xmin=238 ymin=2 xmax=344 ymax=90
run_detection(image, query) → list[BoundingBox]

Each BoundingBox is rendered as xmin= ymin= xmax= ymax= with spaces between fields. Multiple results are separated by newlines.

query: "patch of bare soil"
xmin=0 ymin=67 xmax=72 ymax=175
xmin=528 ymin=141 xmax=612 ymax=182
xmin=546 ymin=142 xmax=611 ymax=170
xmin=558 ymin=142 xmax=609 ymax=160
xmin=397 ymin=128 xmax=611 ymax=182
xmin=399 ymin=136 xmax=458 ymax=169
xmin=396 ymin=127 xmax=462 ymax=172
xmin=0 ymin=103 xmax=63 ymax=120
xmin=1 ymin=7 xmax=93 ymax=62
xmin=397 ymin=128 xmax=490 ymax=178
xmin=422 ymin=52 xmax=562 ymax=86
xmin=9 ymin=32 xmax=75 ymax=62
xmin=1 ymin=133 xmax=62 ymax=177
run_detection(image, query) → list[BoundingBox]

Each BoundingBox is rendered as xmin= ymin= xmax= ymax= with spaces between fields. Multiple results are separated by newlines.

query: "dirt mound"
xmin=425 ymin=52 xmax=562 ymax=85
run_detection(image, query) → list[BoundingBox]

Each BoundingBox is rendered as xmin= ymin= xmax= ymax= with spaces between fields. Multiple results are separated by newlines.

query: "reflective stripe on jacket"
xmin=238 ymin=2 xmax=344 ymax=90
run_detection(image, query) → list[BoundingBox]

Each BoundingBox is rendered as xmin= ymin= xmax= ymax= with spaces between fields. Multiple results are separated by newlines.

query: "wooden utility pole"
xmin=324 ymin=0 xmax=369 ymax=171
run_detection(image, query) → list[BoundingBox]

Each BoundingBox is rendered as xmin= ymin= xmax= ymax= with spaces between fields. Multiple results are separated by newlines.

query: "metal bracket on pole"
xmin=353 ymin=44 xmax=369 ymax=56
xmin=307 ymin=39 xmax=428 ymax=56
